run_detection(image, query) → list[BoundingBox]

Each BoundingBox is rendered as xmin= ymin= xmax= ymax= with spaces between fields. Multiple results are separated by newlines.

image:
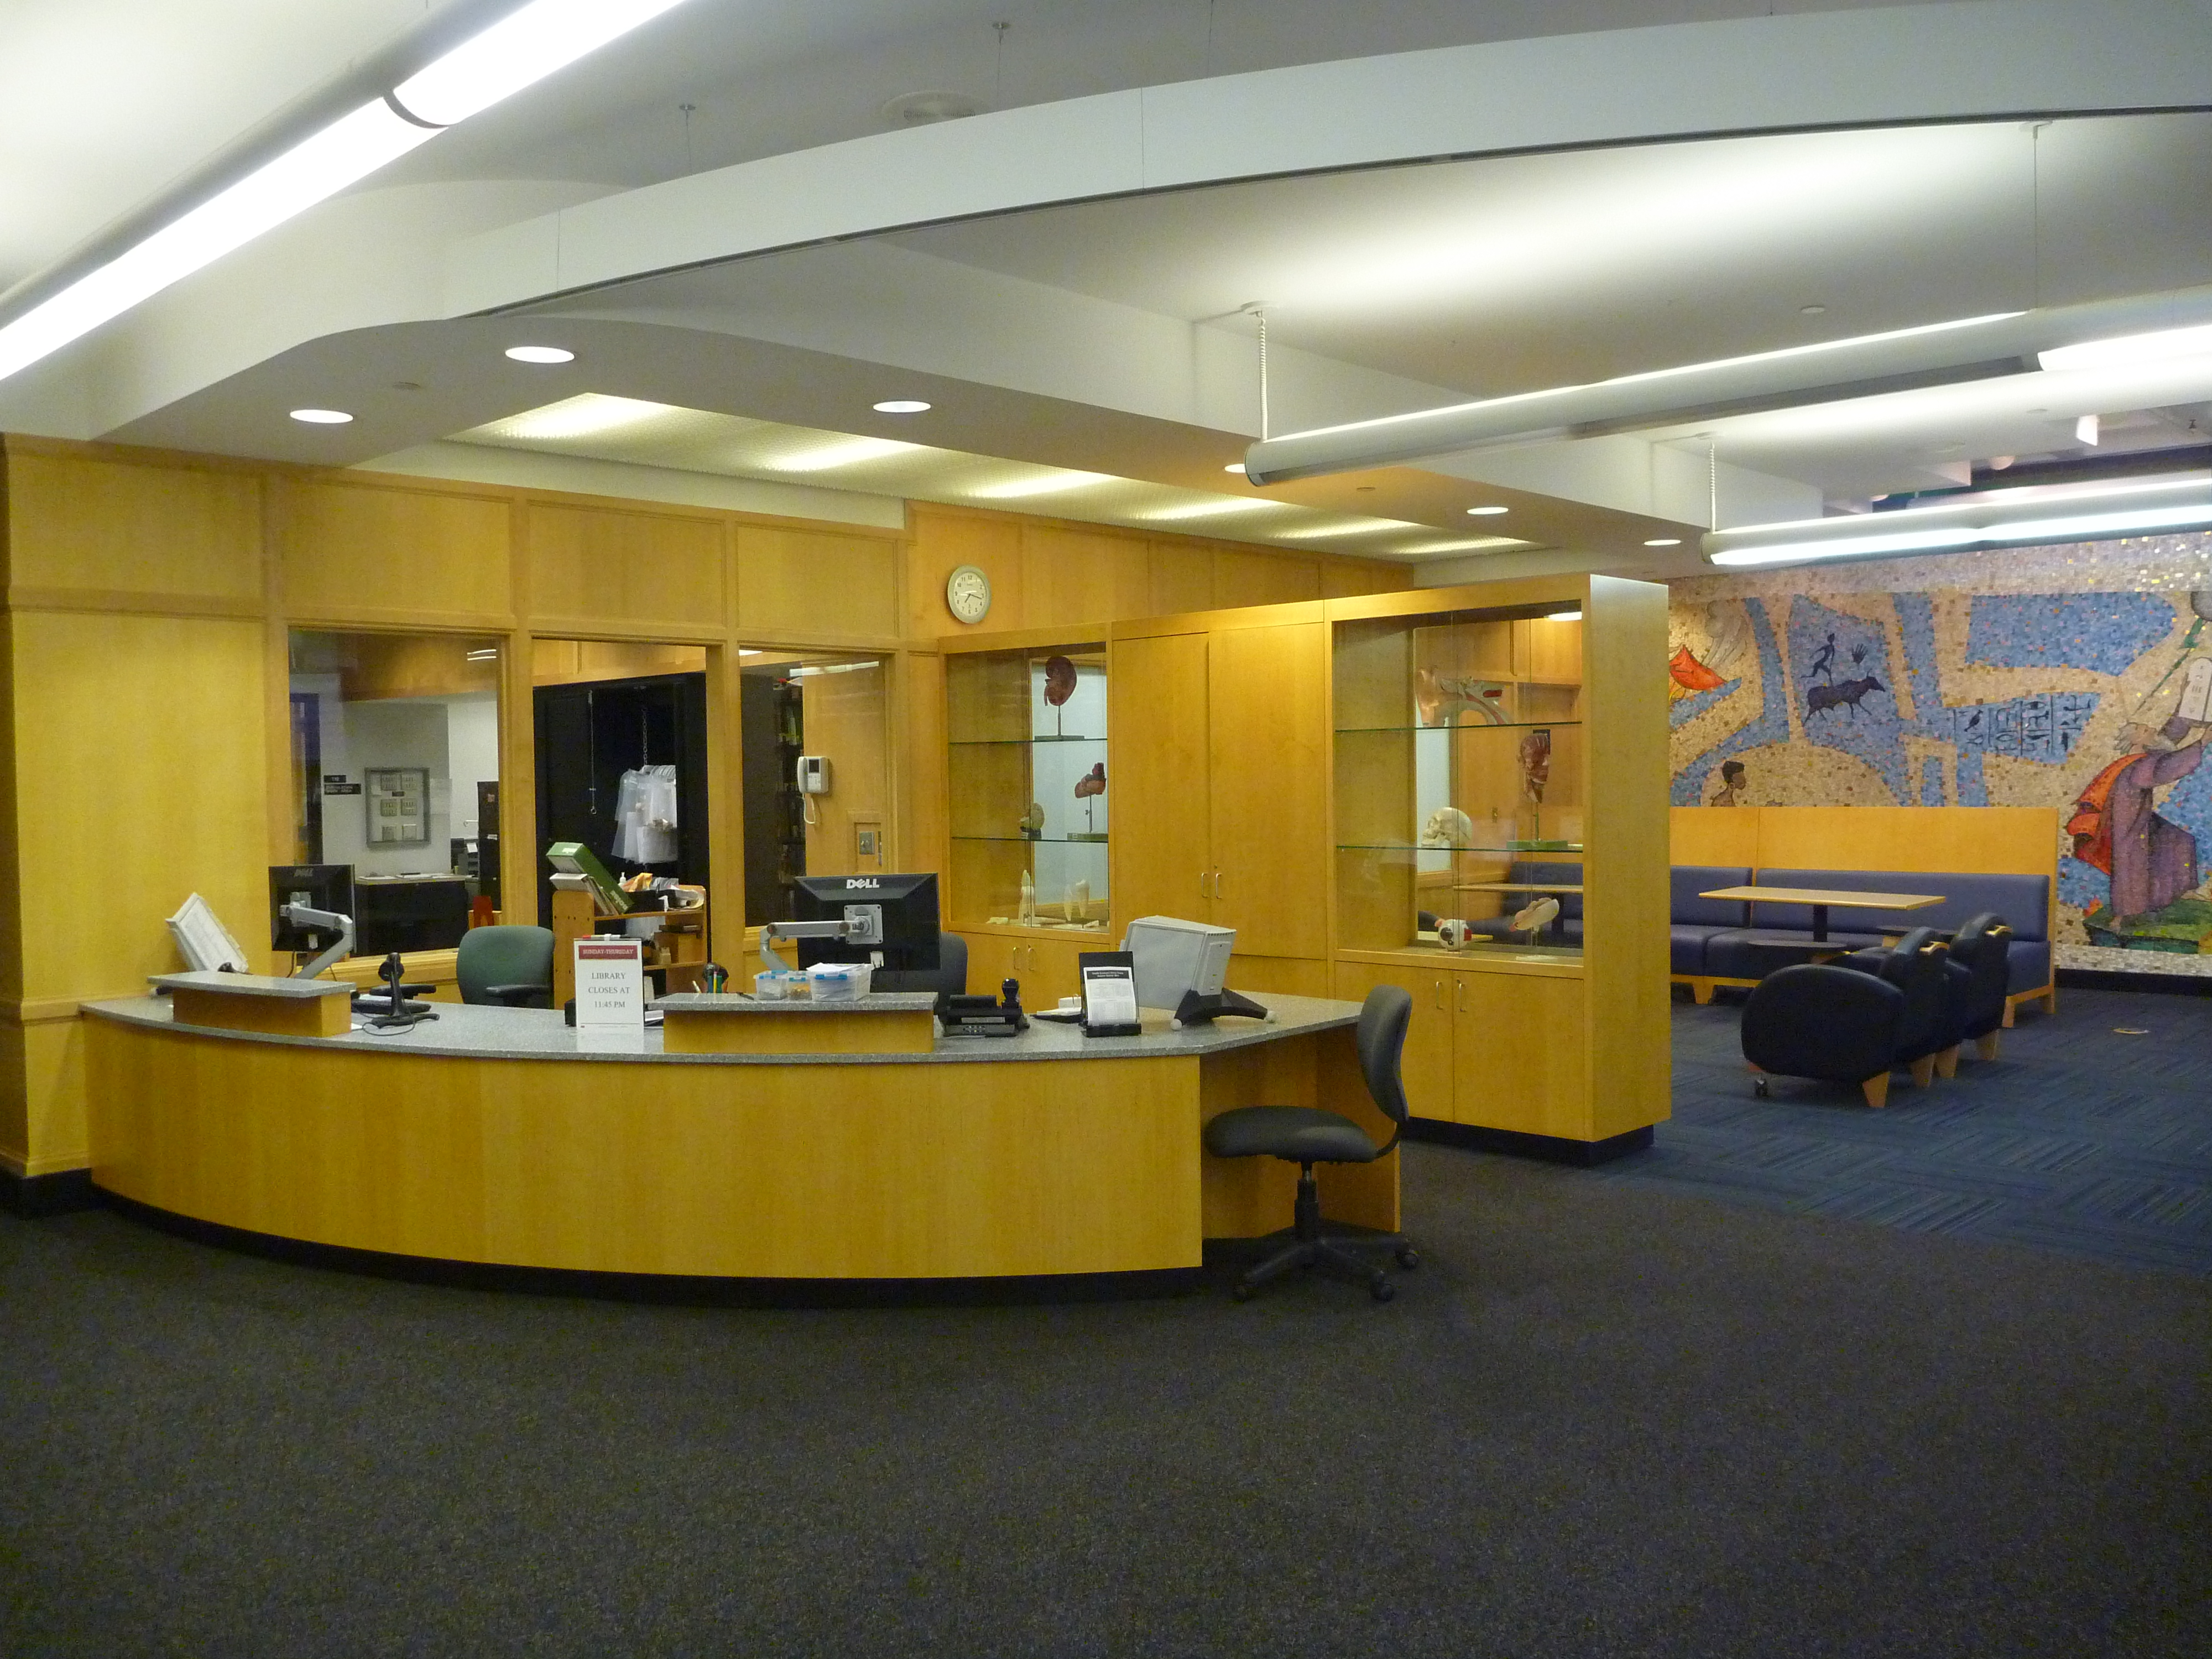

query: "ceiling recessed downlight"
xmin=873 ymin=399 xmax=931 ymax=414
xmin=505 ymin=345 xmax=575 ymax=364
xmin=1644 ymin=537 xmax=1683 ymax=546
xmin=1466 ymin=505 xmax=1509 ymax=516
xmin=289 ymin=408 xmax=353 ymax=424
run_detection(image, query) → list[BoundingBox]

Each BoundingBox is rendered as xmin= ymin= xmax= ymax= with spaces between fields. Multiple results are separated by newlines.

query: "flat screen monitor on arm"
xmin=1120 ymin=915 xmax=1270 ymax=1026
xmin=775 ymin=873 xmax=941 ymax=973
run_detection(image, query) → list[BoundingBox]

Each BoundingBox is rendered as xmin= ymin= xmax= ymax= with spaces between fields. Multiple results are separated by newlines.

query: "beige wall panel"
xmin=801 ymin=663 xmax=889 ymax=879
xmin=1208 ymin=622 xmax=1329 ymax=959
xmin=1671 ymin=804 xmax=1762 ymax=867
xmin=1215 ymin=547 xmax=1323 ymax=609
xmin=6 ymin=450 xmax=263 ymax=602
xmin=527 ymin=502 xmax=723 ymax=632
xmin=283 ymin=481 xmax=512 ymax=619
xmin=1109 ymin=631 xmax=1211 ymax=925
xmin=911 ymin=509 xmax=1023 ymax=637
xmin=11 ymin=1020 xmax=88 ymax=1175
xmin=1148 ymin=541 xmax=1217 ymax=617
xmin=1023 ymin=525 xmax=1150 ymax=628
xmin=737 ymin=526 xmax=899 ymax=639
xmin=12 ymin=611 xmax=270 ymax=1003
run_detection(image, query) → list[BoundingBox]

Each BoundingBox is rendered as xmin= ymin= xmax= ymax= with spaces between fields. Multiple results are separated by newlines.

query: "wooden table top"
xmin=1699 ymin=885 xmax=1943 ymax=909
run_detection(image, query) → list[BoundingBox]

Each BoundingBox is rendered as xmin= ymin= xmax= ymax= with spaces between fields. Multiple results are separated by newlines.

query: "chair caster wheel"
xmin=1231 ymin=1282 xmax=1255 ymax=1303
xmin=1370 ymin=1275 xmax=1395 ymax=1303
xmin=1753 ymin=1077 xmax=1771 ymax=1098
xmin=1395 ymin=1246 xmax=1420 ymax=1270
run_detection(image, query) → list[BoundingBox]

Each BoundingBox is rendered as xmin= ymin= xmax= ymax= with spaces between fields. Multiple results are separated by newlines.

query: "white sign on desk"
xmin=574 ymin=937 xmax=644 ymax=1030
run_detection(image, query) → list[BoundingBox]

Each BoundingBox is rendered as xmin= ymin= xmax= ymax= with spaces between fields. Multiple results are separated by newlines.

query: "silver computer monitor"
xmin=1120 ymin=915 xmax=1235 ymax=1011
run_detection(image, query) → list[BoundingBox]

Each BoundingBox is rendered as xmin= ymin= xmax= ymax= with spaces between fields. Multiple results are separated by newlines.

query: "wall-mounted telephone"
xmin=796 ymin=754 xmax=831 ymax=827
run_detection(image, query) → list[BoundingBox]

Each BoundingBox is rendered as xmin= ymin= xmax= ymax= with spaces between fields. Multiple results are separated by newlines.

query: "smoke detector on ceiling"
xmin=882 ymin=91 xmax=986 ymax=125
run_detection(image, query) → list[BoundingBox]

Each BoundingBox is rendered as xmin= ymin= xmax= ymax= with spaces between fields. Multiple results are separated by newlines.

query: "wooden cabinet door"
xmin=1110 ymin=630 xmax=1212 ymax=925
xmin=1334 ymin=960 xmax=1455 ymax=1125
xmin=1452 ymin=970 xmax=1589 ymax=1136
xmin=1208 ymin=622 xmax=1329 ymax=958
xmin=1022 ymin=934 xmax=1091 ymax=1005
xmin=953 ymin=930 xmax=1017 ymax=997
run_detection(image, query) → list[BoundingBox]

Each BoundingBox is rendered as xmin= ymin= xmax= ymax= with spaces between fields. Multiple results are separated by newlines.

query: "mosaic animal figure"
xmin=1806 ymin=674 xmax=1885 ymax=719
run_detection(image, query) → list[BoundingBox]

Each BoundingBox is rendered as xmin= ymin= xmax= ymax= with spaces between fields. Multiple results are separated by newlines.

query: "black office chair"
xmin=872 ymin=931 xmax=968 ymax=997
xmin=1202 ymin=984 xmax=1420 ymax=1303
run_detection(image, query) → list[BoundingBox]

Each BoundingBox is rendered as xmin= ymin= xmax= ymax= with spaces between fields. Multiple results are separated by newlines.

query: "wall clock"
xmin=946 ymin=564 xmax=992 ymax=624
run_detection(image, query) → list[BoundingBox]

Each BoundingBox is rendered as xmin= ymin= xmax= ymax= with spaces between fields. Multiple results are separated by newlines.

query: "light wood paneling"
xmin=1581 ymin=575 xmax=1672 ymax=1141
xmin=526 ymin=501 xmax=724 ymax=633
xmin=1323 ymin=559 xmax=1412 ymax=598
xmin=1521 ymin=615 xmax=1584 ymax=684
xmin=1023 ymin=525 xmax=1150 ymax=629
xmin=801 ymin=662 xmax=889 ymax=879
xmin=1215 ymin=546 xmax=1323 ymax=609
xmin=1208 ymin=621 xmax=1329 ymax=958
xmin=1198 ymin=1026 xmax=1396 ymax=1236
xmin=330 ymin=630 xmax=504 ymax=701
xmin=1455 ymin=968 xmax=1589 ymax=1136
xmin=1749 ymin=805 xmax=2060 ymax=878
xmin=1109 ymin=630 xmax=1212 ymax=924
xmin=6 ymin=448 xmax=263 ymax=602
xmin=661 ymin=1007 xmax=936 ymax=1054
xmin=172 ymin=987 xmax=351 ymax=1037
xmin=280 ymin=478 xmax=512 ymax=620
xmin=1224 ymin=955 xmax=1332 ymax=997
xmin=737 ymin=525 xmax=899 ymax=639
xmin=87 ymin=1019 xmax=1205 ymax=1277
xmin=1670 ymin=804 xmax=1761 ymax=865
xmin=531 ymin=638 xmax=707 ymax=685
xmin=900 ymin=650 xmax=950 ymax=878
xmin=910 ymin=507 xmax=1024 ymax=637
xmin=1148 ymin=540 xmax=1217 ymax=617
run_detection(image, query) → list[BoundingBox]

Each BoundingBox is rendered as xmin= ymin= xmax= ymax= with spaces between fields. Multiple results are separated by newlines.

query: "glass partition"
xmin=737 ymin=648 xmax=890 ymax=925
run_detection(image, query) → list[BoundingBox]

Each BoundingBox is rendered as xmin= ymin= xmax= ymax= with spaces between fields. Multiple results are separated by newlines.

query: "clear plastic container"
xmin=807 ymin=962 xmax=872 ymax=1002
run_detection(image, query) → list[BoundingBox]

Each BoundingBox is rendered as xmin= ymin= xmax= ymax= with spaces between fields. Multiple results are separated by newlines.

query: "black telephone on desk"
xmin=937 ymin=978 xmax=1028 ymax=1036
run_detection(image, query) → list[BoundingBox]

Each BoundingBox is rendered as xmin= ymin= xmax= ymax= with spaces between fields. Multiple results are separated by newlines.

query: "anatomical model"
xmin=1415 ymin=669 xmax=1508 ymax=727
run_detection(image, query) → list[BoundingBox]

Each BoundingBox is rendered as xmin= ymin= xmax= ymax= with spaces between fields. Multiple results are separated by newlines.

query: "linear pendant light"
xmin=0 ymin=0 xmax=695 ymax=386
xmin=1700 ymin=473 xmax=2212 ymax=568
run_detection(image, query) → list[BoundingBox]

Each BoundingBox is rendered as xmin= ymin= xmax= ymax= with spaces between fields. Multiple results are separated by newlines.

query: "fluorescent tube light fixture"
xmin=0 ymin=0 xmax=697 ymax=384
xmin=1703 ymin=474 xmax=2212 ymax=568
xmin=2038 ymin=322 xmax=2212 ymax=372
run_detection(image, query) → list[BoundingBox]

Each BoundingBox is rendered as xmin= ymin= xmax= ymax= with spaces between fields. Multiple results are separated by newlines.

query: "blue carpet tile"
xmin=1600 ymin=987 xmax=2212 ymax=1277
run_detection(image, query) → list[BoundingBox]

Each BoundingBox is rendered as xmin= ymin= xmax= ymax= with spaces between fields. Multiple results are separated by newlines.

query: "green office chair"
xmin=456 ymin=925 xmax=556 ymax=1008
xmin=1202 ymin=984 xmax=1420 ymax=1303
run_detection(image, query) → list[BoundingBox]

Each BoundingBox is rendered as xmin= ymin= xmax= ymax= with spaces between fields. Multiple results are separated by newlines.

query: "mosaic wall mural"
xmin=1668 ymin=531 xmax=2212 ymax=975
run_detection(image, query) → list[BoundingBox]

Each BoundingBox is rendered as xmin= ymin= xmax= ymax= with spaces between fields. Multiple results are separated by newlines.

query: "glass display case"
xmin=1334 ymin=606 xmax=1584 ymax=962
xmin=946 ymin=641 xmax=1111 ymax=937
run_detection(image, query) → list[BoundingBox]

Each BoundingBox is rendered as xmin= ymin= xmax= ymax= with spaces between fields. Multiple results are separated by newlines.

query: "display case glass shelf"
xmin=1334 ymin=608 xmax=1585 ymax=961
xmin=946 ymin=641 xmax=1110 ymax=934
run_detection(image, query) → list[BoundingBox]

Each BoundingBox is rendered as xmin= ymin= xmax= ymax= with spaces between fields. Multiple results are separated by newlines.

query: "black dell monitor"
xmin=269 ymin=864 xmax=356 ymax=953
xmin=791 ymin=872 xmax=940 ymax=973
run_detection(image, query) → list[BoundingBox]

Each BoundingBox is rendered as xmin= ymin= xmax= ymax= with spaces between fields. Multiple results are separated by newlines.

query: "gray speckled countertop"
xmin=655 ymin=992 xmax=939 ymax=1015
xmin=85 ymin=994 xmax=1360 ymax=1066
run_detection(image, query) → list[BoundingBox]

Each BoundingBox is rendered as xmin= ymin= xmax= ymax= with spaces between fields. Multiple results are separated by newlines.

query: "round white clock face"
xmin=946 ymin=564 xmax=992 ymax=624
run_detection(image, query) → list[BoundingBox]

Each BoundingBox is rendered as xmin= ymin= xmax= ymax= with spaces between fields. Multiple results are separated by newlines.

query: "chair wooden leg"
xmin=1934 ymin=1045 xmax=1959 ymax=1079
xmin=1861 ymin=1072 xmax=1890 ymax=1109
xmin=2001 ymin=999 xmax=2017 ymax=1029
xmin=1975 ymin=1031 xmax=2000 ymax=1062
xmin=2043 ymin=985 xmax=2058 ymax=1016
xmin=1907 ymin=1054 xmax=1937 ymax=1088
xmin=1693 ymin=979 xmax=1714 ymax=1005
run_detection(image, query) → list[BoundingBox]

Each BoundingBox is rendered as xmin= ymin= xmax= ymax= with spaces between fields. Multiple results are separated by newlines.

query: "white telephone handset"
xmin=795 ymin=755 xmax=831 ymax=826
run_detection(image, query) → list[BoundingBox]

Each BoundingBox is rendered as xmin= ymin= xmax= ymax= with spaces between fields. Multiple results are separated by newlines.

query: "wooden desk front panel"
xmin=88 ymin=1023 xmax=1384 ymax=1279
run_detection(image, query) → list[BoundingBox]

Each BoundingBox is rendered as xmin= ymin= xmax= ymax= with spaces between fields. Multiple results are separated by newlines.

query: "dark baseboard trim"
xmin=2057 ymin=967 xmax=2212 ymax=997
xmin=95 ymin=1191 xmax=1203 ymax=1308
xmin=1402 ymin=1118 xmax=1655 ymax=1167
xmin=0 ymin=1166 xmax=100 ymax=1218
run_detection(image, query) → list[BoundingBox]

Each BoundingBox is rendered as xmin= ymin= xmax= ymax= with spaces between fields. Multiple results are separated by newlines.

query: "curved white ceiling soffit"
xmin=6 ymin=0 xmax=2210 ymax=457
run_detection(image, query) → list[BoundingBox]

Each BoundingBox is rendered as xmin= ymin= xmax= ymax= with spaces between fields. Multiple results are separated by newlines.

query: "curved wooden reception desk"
xmin=82 ymin=993 xmax=1394 ymax=1284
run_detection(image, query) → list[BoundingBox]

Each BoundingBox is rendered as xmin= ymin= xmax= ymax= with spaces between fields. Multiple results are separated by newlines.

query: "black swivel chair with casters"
xmin=1202 ymin=984 xmax=1420 ymax=1303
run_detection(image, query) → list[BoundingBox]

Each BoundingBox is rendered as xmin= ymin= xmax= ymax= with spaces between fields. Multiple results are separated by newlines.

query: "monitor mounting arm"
xmin=758 ymin=904 xmax=884 ymax=972
xmin=282 ymin=904 xmax=356 ymax=982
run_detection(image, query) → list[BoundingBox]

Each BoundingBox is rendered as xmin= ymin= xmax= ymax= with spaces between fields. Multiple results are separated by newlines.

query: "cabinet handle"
xmin=1455 ymin=979 xmax=1467 ymax=1013
xmin=1213 ymin=869 xmax=1224 ymax=899
xmin=1200 ymin=871 xmax=1211 ymax=899
xmin=1433 ymin=979 xmax=1446 ymax=1011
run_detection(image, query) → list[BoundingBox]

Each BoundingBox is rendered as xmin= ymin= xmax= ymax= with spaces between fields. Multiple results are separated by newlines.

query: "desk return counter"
xmin=84 ymin=988 xmax=1393 ymax=1287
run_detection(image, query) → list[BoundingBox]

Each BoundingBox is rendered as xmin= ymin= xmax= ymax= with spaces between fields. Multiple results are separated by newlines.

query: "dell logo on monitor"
xmin=845 ymin=878 xmax=880 ymax=889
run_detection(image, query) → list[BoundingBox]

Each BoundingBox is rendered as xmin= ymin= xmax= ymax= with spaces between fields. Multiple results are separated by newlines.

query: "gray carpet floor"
xmin=3 ymin=1124 xmax=2209 ymax=1656
xmin=1607 ymin=987 xmax=2212 ymax=1276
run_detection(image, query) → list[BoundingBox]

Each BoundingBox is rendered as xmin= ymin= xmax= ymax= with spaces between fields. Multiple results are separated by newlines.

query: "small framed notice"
xmin=1077 ymin=951 xmax=1141 ymax=1038
xmin=574 ymin=936 xmax=645 ymax=1036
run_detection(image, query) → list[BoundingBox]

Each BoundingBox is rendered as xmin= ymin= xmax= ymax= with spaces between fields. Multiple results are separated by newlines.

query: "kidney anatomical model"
xmin=1042 ymin=655 xmax=1078 ymax=707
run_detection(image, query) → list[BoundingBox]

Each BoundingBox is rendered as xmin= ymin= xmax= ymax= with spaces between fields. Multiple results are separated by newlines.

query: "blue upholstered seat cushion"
xmin=1672 ymin=865 xmax=1752 ymax=927
xmin=2006 ymin=940 xmax=2052 ymax=995
xmin=1757 ymin=868 xmax=2050 ymax=942
xmin=1671 ymin=924 xmax=1730 ymax=973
